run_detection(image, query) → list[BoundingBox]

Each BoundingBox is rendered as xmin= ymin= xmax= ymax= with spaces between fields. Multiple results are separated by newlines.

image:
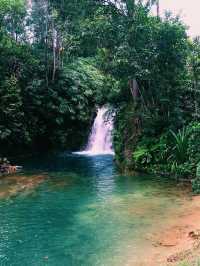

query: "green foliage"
xmin=21 ymin=58 xmax=105 ymax=150
xmin=116 ymin=112 xmax=200 ymax=178
xmin=0 ymin=74 xmax=27 ymax=149
xmin=0 ymin=0 xmax=200 ymax=182
xmin=0 ymin=1 xmax=107 ymax=152
xmin=192 ymin=178 xmax=200 ymax=195
xmin=187 ymin=123 xmax=200 ymax=166
xmin=166 ymin=124 xmax=200 ymax=179
xmin=170 ymin=127 xmax=189 ymax=164
xmin=192 ymin=163 xmax=200 ymax=194
xmin=133 ymin=147 xmax=152 ymax=165
xmin=177 ymin=260 xmax=200 ymax=266
xmin=197 ymin=163 xmax=200 ymax=178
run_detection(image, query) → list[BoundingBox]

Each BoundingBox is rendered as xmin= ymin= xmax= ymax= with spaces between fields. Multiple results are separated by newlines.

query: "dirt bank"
xmin=135 ymin=195 xmax=200 ymax=266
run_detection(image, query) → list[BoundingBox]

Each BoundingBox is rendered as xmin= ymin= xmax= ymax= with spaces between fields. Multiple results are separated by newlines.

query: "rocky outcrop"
xmin=0 ymin=158 xmax=22 ymax=175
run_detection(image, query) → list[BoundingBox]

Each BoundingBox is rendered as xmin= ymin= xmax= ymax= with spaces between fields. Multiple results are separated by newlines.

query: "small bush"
xmin=170 ymin=127 xmax=189 ymax=164
xmin=192 ymin=163 xmax=200 ymax=194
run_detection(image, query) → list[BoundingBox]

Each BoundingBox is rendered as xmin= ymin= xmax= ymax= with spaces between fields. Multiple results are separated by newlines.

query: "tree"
xmin=189 ymin=37 xmax=200 ymax=119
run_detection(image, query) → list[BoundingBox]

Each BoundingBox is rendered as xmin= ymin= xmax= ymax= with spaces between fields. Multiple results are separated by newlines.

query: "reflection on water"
xmin=0 ymin=153 xmax=190 ymax=266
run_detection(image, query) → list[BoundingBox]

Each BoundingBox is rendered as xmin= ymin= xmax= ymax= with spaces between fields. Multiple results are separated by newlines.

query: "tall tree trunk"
xmin=157 ymin=0 xmax=160 ymax=17
xmin=44 ymin=0 xmax=49 ymax=87
xmin=56 ymin=32 xmax=61 ymax=69
xmin=126 ymin=0 xmax=135 ymax=17
xmin=52 ymin=20 xmax=56 ymax=82
xmin=194 ymin=72 xmax=199 ymax=119
xmin=129 ymin=79 xmax=139 ymax=100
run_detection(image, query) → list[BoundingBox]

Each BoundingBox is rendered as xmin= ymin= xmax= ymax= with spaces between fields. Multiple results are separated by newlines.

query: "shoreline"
xmin=134 ymin=195 xmax=200 ymax=266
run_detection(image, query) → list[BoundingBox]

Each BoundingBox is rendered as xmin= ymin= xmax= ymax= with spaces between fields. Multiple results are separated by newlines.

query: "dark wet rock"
xmin=0 ymin=158 xmax=22 ymax=175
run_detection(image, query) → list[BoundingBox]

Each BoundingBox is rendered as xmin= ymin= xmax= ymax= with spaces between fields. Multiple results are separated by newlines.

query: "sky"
xmin=159 ymin=0 xmax=200 ymax=37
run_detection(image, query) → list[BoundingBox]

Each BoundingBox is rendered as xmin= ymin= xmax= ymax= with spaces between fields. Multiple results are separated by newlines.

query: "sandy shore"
xmin=133 ymin=195 xmax=200 ymax=266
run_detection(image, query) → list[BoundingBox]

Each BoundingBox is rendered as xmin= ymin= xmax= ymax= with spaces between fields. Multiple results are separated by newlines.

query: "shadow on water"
xmin=0 ymin=152 xmax=191 ymax=266
xmin=16 ymin=152 xmax=115 ymax=175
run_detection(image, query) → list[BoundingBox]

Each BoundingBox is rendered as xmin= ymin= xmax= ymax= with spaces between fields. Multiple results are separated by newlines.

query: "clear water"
xmin=0 ymin=153 xmax=189 ymax=266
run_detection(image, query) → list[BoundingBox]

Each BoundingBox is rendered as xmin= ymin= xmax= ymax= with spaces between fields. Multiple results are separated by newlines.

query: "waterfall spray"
xmin=75 ymin=106 xmax=114 ymax=155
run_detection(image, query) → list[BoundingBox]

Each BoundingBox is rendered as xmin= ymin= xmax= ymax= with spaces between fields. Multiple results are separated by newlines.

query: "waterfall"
xmin=75 ymin=106 xmax=114 ymax=155
xmin=86 ymin=107 xmax=114 ymax=154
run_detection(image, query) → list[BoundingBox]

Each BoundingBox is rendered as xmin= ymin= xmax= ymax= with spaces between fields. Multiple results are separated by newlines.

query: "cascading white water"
xmin=86 ymin=107 xmax=114 ymax=154
xmin=75 ymin=106 xmax=114 ymax=155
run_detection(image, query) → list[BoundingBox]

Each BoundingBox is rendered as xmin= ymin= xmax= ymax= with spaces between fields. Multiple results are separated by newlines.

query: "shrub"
xmin=187 ymin=123 xmax=200 ymax=166
xmin=170 ymin=127 xmax=190 ymax=164
xmin=192 ymin=163 xmax=200 ymax=194
xmin=133 ymin=147 xmax=152 ymax=166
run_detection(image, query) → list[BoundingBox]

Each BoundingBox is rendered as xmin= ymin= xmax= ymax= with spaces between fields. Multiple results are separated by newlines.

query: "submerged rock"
xmin=0 ymin=174 xmax=48 ymax=199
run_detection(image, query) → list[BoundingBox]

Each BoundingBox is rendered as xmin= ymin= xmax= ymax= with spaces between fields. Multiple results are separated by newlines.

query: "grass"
xmin=177 ymin=258 xmax=200 ymax=266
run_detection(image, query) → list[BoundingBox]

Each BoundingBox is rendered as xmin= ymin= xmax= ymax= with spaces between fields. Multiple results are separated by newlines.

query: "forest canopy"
xmin=0 ymin=0 xmax=200 ymax=190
